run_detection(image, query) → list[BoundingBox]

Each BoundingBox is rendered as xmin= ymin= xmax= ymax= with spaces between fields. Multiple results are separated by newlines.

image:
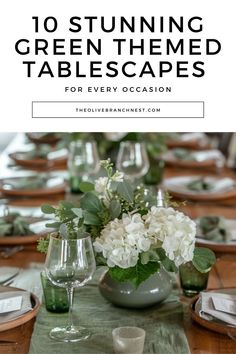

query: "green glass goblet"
xmin=179 ymin=261 xmax=210 ymax=297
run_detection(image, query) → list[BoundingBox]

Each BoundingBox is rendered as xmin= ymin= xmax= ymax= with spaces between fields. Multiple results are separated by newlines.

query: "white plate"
xmin=163 ymin=176 xmax=236 ymax=196
xmin=163 ymin=149 xmax=224 ymax=163
xmin=0 ymin=175 xmax=66 ymax=197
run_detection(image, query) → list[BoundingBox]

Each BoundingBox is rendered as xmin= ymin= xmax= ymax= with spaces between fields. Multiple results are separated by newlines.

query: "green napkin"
xmin=4 ymin=176 xmax=47 ymax=190
xmin=198 ymin=216 xmax=232 ymax=242
xmin=187 ymin=178 xmax=213 ymax=191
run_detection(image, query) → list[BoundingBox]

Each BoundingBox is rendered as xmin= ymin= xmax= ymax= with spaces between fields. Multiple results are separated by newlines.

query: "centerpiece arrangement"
xmin=39 ymin=159 xmax=215 ymax=308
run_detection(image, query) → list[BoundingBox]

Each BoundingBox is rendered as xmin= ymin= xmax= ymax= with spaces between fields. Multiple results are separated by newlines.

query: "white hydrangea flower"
xmin=93 ymin=213 xmax=150 ymax=269
xmin=94 ymin=206 xmax=196 ymax=270
xmin=94 ymin=177 xmax=109 ymax=193
xmin=144 ymin=206 xmax=196 ymax=267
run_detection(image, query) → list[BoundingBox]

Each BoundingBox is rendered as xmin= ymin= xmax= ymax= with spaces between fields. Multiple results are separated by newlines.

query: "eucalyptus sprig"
xmin=41 ymin=201 xmax=83 ymax=234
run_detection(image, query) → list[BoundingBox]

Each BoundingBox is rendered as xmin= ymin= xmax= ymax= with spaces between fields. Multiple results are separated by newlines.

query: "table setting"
xmin=161 ymin=148 xmax=225 ymax=169
xmin=164 ymin=133 xmax=210 ymax=150
xmin=194 ymin=216 xmax=236 ymax=253
xmin=190 ymin=288 xmax=236 ymax=336
xmin=0 ymin=175 xmax=67 ymax=198
xmin=163 ymin=175 xmax=236 ymax=201
xmin=0 ymin=206 xmax=53 ymax=246
xmin=8 ymin=145 xmax=68 ymax=169
xmin=0 ymin=132 xmax=236 ymax=354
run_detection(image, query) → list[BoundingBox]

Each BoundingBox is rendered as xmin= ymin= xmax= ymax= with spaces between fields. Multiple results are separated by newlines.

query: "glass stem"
xmin=66 ymin=286 xmax=74 ymax=331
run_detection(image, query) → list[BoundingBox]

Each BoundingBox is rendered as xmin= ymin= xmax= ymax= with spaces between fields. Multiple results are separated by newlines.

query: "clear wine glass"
xmin=116 ymin=141 xmax=150 ymax=182
xmin=44 ymin=233 xmax=96 ymax=342
xmin=68 ymin=140 xmax=100 ymax=192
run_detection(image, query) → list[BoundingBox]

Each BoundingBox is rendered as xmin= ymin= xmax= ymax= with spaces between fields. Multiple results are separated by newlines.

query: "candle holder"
xmin=41 ymin=271 xmax=69 ymax=313
xmin=179 ymin=261 xmax=209 ymax=297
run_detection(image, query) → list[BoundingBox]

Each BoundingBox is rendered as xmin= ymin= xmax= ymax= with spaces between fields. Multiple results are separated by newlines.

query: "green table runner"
xmin=29 ymin=271 xmax=191 ymax=354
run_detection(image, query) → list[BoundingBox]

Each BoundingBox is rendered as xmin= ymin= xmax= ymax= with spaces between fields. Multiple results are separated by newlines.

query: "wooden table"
xmin=1 ymin=134 xmax=236 ymax=354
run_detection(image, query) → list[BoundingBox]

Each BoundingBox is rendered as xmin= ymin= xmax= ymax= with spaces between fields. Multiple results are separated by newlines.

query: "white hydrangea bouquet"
xmin=41 ymin=159 xmax=215 ymax=287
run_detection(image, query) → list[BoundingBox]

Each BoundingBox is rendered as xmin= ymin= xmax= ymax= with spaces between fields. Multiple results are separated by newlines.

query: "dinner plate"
xmin=163 ymin=176 xmax=236 ymax=201
xmin=0 ymin=218 xmax=50 ymax=245
xmin=196 ymin=219 xmax=236 ymax=253
xmin=161 ymin=149 xmax=223 ymax=168
xmin=0 ymin=176 xmax=66 ymax=197
xmin=9 ymin=149 xmax=68 ymax=168
xmin=190 ymin=288 xmax=236 ymax=336
xmin=0 ymin=286 xmax=40 ymax=332
xmin=26 ymin=133 xmax=61 ymax=145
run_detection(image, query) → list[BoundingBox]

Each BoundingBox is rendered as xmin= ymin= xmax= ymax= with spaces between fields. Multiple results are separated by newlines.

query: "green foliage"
xmin=39 ymin=201 xmax=84 ymax=252
xmin=80 ymin=192 xmax=103 ymax=213
xmin=41 ymin=205 xmax=55 ymax=214
xmin=71 ymin=208 xmax=83 ymax=218
xmin=117 ymin=180 xmax=134 ymax=203
xmin=41 ymin=201 xmax=83 ymax=234
xmin=109 ymin=200 xmax=121 ymax=219
xmin=161 ymin=257 xmax=178 ymax=273
xmin=45 ymin=221 xmax=61 ymax=229
xmin=83 ymin=211 xmax=101 ymax=225
xmin=38 ymin=158 xmax=210 ymax=290
xmin=78 ymin=181 xmax=94 ymax=193
xmin=59 ymin=201 xmax=75 ymax=209
xmin=155 ymin=248 xmax=178 ymax=272
xmin=109 ymin=260 xmax=160 ymax=288
xmin=37 ymin=235 xmax=50 ymax=253
xmin=192 ymin=247 xmax=216 ymax=273
xmin=100 ymin=159 xmax=114 ymax=177
xmin=163 ymin=191 xmax=186 ymax=208
xmin=140 ymin=249 xmax=160 ymax=264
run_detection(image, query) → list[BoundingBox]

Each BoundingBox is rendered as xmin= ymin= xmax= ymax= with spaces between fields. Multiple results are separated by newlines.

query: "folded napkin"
xmin=197 ymin=216 xmax=232 ymax=242
xmin=196 ymin=292 xmax=236 ymax=326
xmin=0 ymin=291 xmax=32 ymax=324
xmin=0 ymin=213 xmax=34 ymax=236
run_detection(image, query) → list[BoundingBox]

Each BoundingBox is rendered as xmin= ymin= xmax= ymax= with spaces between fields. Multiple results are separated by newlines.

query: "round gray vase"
xmin=98 ymin=268 xmax=173 ymax=308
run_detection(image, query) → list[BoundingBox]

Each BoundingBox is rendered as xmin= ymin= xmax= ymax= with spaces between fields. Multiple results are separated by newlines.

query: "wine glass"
xmin=116 ymin=141 xmax=150 ymax=182
xmin=44 ymin=233 xmax=96 ymax=342
xmin=67 ymin=140 xmax=100 ymax=193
